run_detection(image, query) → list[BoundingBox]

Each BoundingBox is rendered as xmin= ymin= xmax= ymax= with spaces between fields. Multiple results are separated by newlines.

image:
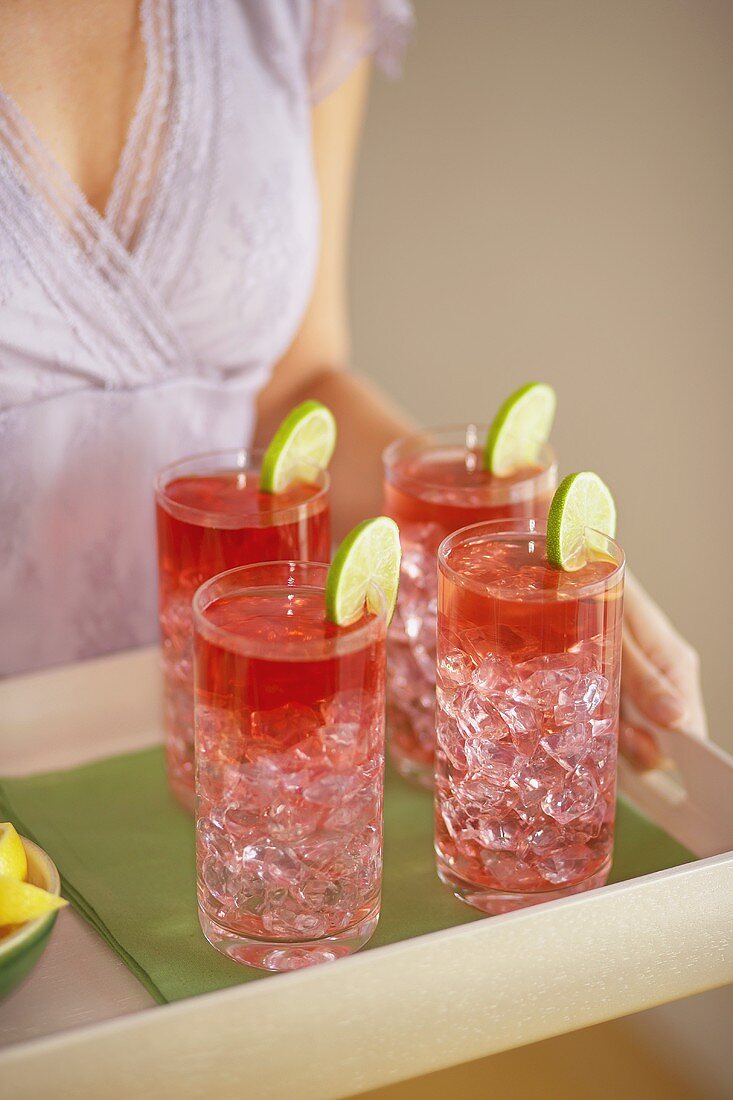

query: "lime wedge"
xmin=484 ymin=382 xmax=556 ymax=476
xmin=546 ymin=471 xmax=617 ymax=571
xmin=0 ymin=823 xmax=27 ymax=882
xmin=326 ymin=517 xmax=401 ymax=626
xmin=260 ymin=400 xmax=336 ymax=494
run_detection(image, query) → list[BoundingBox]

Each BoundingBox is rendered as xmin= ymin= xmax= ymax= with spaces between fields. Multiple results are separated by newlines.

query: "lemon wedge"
xmin=0 ymin=822 xmax=27 ymax=881
xmin=0 ymin=875 xmax=67 ymax=926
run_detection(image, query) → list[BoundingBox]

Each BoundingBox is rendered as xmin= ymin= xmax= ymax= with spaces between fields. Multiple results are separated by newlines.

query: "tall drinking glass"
xmin=193 ymin=562 xmax=387 ymax=971
xmin=435 ymin=518 xmax=624 ymax=914
xmin=383 ymin=426 xmax=557 ymax=787
xmin=155 ymin=451 xmax=330 ymax=809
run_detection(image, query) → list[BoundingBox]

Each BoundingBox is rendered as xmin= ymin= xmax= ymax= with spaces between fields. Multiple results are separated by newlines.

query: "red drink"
xmin=435 ymin=519 xmax=624 ymax=914
xmin=194 ymin=562 xmax=387 ymax=971
xmin=156 ymin=451 xmax=330 ymax=809
xmin=383 ymin=426 xmax=557 ymax=786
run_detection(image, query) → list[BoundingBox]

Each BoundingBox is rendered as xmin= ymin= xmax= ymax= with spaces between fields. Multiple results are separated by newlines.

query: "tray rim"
xmin=1 ymin=851 xmax=731 ymax=1098
xmin=1 ymin=645 xmax=732 ymax=1093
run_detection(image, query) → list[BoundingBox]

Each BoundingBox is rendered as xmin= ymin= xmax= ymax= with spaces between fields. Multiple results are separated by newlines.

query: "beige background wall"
xmin=351 ymin=0 xmax=733 ymax=750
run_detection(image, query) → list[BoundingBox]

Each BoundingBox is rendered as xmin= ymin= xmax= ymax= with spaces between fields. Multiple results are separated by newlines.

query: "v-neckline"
xmin=0 ymin=0 xmax=173 ymax=255
xmin=0 ymin=0 xmax=222 ymax=387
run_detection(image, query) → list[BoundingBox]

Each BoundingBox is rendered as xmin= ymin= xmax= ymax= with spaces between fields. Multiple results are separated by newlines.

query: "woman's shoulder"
xmin=233 ymin=0 xmax=413 ymax=104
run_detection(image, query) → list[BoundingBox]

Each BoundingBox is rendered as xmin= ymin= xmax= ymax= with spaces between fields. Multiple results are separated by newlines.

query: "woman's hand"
xmin=620 ymin=572 xmax=707 ymax=769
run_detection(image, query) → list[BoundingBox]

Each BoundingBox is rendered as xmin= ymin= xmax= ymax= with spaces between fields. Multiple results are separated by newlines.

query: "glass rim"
xmin=192 ymin=560 xmax=388 ymax=661
xmin=155 ymin=448 xmax=330 ymax=528
xmin=382 ymin=425 xmax=557 ymax=503
xmin=438 ymin=517 xmax=626 ymax=600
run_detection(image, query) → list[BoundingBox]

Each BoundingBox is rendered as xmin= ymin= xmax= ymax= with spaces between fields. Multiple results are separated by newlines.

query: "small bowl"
xmin=0 ymin=837 xmax=63 ymax=1001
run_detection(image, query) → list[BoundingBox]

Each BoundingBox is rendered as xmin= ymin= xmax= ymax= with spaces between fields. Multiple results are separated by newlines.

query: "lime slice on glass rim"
xmin=325 ymin=517 xmax=402 ymax=626
xmin=546 ymin=471 xmax=617 ymax=571
xmin=483 ymin=382 xmax=556 ymax=476
xmin=260 ymin=400 xmax=337 ymax=494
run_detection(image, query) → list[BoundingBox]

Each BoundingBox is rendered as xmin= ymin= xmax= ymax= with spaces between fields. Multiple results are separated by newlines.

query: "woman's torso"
xmin=0 ymin=0 xmax=320 ymax=674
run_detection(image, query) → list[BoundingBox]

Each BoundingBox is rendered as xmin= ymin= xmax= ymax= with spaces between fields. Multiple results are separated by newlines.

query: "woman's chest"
xmin=0 ymin=0 xmax=319 ymax=403
xmin=170 ymin=21 xmax=319 ymax=376
xmin=0 ymin=0 xmax=145 ymax=218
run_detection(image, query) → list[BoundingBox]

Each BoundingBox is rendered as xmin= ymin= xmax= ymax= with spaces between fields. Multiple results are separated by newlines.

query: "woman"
xmin=0 ymin=0 xmax=704 ymax=767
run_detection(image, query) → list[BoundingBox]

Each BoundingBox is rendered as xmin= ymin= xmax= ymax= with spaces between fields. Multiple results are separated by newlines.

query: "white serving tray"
xmin=0 ymin=648 xmax=731 ymax=1099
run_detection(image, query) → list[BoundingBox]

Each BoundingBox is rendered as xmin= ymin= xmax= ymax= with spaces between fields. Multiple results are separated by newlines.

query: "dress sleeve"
xmin=307 ymin=0 xmax=414 ymax=103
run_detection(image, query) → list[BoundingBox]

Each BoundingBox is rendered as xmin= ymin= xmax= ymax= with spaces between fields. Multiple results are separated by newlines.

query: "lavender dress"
xmin=0 ymin=0 xmax=411 ymax=676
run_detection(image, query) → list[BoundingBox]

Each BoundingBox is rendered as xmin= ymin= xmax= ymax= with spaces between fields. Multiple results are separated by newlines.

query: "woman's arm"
xmin=255 ymin=61 xmax=708 ymax=769
xmin=254 ymin=61 xmax=413 ymax=538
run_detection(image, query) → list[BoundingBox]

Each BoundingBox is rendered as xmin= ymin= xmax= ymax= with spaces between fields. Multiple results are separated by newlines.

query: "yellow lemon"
xmin=0 ymin=875 xmax=67 ymax=925
xmin=0 ymin=823 xmax=28 ymax=881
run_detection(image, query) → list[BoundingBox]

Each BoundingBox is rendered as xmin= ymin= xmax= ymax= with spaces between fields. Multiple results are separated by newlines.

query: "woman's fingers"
xmin=622 ymin=576 xmax=708 ymax=741
xmin=621 ymin=628 xmax=686 ymax=727
xmin=619 ymin=578 xmax=709 ymax=769
xmin=619 ymin=722 xmax=662 ymax=771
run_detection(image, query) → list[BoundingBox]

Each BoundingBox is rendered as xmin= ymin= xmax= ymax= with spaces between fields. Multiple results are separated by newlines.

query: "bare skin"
xmin=0 ymin=1 xmax=144 ymax=216
xmin=0 ymin=2 xmax=706 ymax=766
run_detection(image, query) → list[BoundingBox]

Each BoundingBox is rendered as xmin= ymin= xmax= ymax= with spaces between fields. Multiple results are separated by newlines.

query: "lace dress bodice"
xmin=0 ymin=0 xmax=411 ymax=675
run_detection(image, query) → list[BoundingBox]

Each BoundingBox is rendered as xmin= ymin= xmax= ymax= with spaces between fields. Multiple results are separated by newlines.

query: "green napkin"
xmin=0 ymin=749 xmax=693 ymax=1005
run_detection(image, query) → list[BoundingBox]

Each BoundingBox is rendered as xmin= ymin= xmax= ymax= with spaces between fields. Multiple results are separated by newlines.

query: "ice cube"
xmin=440 ymin=650 xmax=475 ymax=687
xmin=494 ymin=694 xmax=541 ymax=757
xmin=436 ymin=713 xmax=468 ymax=770
xmin=570 ymin=790 xmax=609 ymax=839
xmin=438 ymin=796 xmax=471 ymax=840
xmin=556 ymin=672 xmax=608 ymax=719
xmin=318 ymin=722 xmax=361 ymax=766
xmin=453 ymin=686 xmax=509 ymax=740
xmin=325 ymin=784 xmax=380 ymax=831
xmin=323 ymin=689 xmax=371 ymax=727
xmin=197 ymin=817 xmax=237 ymax=865
xmin=401 ymin=524 xmax=442 ymax=568
xmin=526 ymin=824 xmax=564 ymax=857
xmin=519 ymin=653 xmax=582 ymax=684
xmin=195 ymin=705 xmax=243 ymax=763
xmin=233 ymin=891 xmax=267 ymax=917
xmin=466 ymin=739 xmax=518 ymax=785
xmin=541 ymin=767 xmax=598 ymax=823
xmin=453 ymin=776 xmax=511 ymax=816
xmin=261 ymin=902 xmax=303 ymax=937
xmin=242 ymin=842 xmax=306 ymax=889
xmin=569 ymin=633 xmax=607 ymax=672
xmin=510 ymin=760 xmax=554 ymax=812
xmin=476 ymin=817 xmax=524 ymax=852
xmin=529 ymin=673 xmax=583 ymax=712
xmin=290 ymin=913 xmax=329 ymax=938
xmin=480 ymin=852 xmax=538 ymax=890
xmin=536 ymin=844 xmax=596 ymax=885
xmin=588 ymin=723 xmax=617 ymax=788
xmin=267 ymin=800 xmax=323 ymax=842
xmin=496 ymin=624 xmax=535 ymax=660
xmin=251 ymin=703 xmax=321 ymax=750
xmin=295 ymin=834 xmax=343 ymax=869
xmin=541 ymin=723 xmax=591 ymax=772
xmin=200 ymin=854 xmax=233 ymax=901
xmin=221 ymin=804 xmax=262 ymax=840
xmin=461 ymin=627 xmax=495 ymax=665
xmin=303 ymin=773 xmax=361 ymax=806
xmin=296 ymin=877 xmax=342 ymax=910
xmin=387 ymin=639 xmax=419 ymax=694
xmin=472 ymin=655 xmax=518 ymax=697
